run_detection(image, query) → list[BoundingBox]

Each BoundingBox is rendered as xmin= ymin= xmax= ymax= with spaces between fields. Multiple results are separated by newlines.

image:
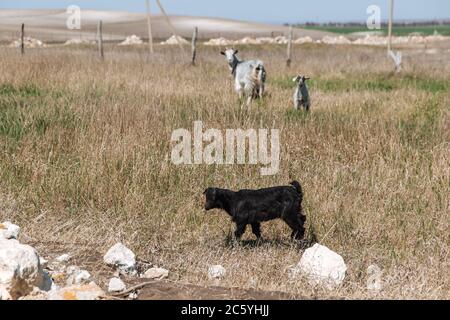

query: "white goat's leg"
xmin=246 ymin=95 xmax=253 ymax=108
xmin=236 ymin=82 xmax=245 ymax=107
xmin=244 ymin=82 xmax=255 ymax=108
xmin=258 ymin=83 xmax=265 ymax=98
xmin=235 ymin=80 xmax=242 ymax=97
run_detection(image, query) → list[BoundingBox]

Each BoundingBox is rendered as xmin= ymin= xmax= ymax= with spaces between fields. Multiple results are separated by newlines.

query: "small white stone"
xmin=142 ymin=267 xmax=169 ymax=279
xmin=294 ymin=243 xmax=347 ymax=290
xmin=108 ymin=277 xmax=126 ymax=293
xmin=247 ymin=277 xmax=258 ymax=288
xmin=39 ymin=257 xmax=48 ymax=269
xmin=208 ymin=265 xmax=226 ymax=279
xmin=55 ymin=254 xmax=71 ymax=263
xmin=66 ymin=265 xmax=79 ymax=274
xmin=366 ymin=264 xmax=383 ymax=292
xmin=66 ymin=267 xmax=91 ymax=286
xmin=0 ymin=221 xmax=20 ymax=240
xmin=103 ymin=243 xmax=136 ymax=275
xmin=128 ymin=292 xmax=138 ymax=299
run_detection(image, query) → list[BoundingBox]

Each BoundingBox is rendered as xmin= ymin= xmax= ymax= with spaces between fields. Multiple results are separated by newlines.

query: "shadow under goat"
xmin=203 ymin=181 xmax=306 ymax=241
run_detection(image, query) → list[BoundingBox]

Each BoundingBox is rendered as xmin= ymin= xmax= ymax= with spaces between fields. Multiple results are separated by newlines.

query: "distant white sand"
xmin=0 ymin=9 xmax=331 ymax=42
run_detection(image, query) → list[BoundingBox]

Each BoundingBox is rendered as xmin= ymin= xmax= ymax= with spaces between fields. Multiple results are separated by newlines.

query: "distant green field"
xmin=300 ymin=24 xmax=450 ymax=36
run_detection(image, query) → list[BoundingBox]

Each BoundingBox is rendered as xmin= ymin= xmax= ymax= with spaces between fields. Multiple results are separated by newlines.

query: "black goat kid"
xmin=203 ymin=181 xmax=306 ymax=240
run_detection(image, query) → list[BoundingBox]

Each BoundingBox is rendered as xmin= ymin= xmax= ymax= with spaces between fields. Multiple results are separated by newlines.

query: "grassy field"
xmin=0 ymin=43 xmax=449 ymax=299
xmin=300 ymin=24 xmax=450 ymax=36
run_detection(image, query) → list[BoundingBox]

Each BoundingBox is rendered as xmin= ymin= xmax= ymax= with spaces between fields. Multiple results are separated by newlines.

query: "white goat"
xmin=220 ymin=48 xmax=266 ymax=108
xmin=292 ymin=75 xmax=311 ymax=111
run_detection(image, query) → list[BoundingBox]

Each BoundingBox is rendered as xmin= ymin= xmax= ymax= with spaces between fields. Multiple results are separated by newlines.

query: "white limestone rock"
xmin=47 ymin=282 xmax=104 ymax=300
xmin=366 ymin=264 xmax=383 ymax=292
xmin=39 ymin=256 xmax=48 ymax=269
xmin=208 ymin=265 xmax=226 ymax=279
xmin=66 ymin=266 xmax=91 ymax=285
xmin=294 ymin=243 xmax=347 ymax=290
xmin=108 ymin=277 xmax=126 ymax=292
xmin=0 ymin=221 xmax=20 ymax=240
xmin=55 ymin=254 xmax=71 ymax=263
xmin=0 ymin=238 xmax=42 ymax=299
xmin=103 ymin=242 xmax=137 ymax=275
xmin=142 ymin=267 xmax=169 ymax=280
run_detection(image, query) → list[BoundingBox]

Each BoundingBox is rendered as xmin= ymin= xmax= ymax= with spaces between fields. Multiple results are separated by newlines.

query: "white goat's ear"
xmin=234 ymin=49 xmax=238 ymax=54
xmin=292 ymin=76 xmax=299 ymax=82
xmin=220 ymin=51 xmax=225 ymax=56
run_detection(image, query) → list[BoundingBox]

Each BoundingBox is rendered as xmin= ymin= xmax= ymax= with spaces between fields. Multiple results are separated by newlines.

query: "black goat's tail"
xmin=290 ymin=180 xmax=303 ymax=200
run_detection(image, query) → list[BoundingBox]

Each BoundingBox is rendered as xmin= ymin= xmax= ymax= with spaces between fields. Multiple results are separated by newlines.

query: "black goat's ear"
xmin=220 ymin=51 xmax=225 ymax=55
xmin=304 ymin=77 xmax=310 ymax=81
xmin=203 ymin=189 xmax=207 ymax=194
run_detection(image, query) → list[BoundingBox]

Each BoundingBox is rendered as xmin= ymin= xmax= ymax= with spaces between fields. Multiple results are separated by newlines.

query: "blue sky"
xmin=1 ymin=0 xmax=448 ymax=24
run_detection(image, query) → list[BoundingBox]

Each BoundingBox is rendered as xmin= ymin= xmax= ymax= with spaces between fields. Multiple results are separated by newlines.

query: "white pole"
xmin=156 ymin=0 xmax=186 ymax=54
xmin=145 ymin=0 xmax=154 ymax=55
xmin=388 ymin=0 xmax=394 ymax=54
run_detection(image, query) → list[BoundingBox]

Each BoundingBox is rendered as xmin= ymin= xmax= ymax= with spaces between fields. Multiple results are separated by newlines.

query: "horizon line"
xmin=0 ymin=7 xmax=449 ymax=25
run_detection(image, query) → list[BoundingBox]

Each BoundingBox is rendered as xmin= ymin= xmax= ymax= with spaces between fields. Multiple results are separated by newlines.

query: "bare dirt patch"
xmin=134 ymin=281 xmax=303 ymax=300
xmin=27 ymin=240 xmax=306 ymax=300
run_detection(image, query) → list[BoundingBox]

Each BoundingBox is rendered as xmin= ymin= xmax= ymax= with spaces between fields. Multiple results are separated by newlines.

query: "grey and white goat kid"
xmin=220 ymin=48 xmax=266 ymax=108
xmin=292 ymin=75 xmax=311 ymax=111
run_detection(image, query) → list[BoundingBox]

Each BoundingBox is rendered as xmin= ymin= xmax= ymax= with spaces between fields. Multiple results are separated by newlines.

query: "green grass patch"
xmin=0 ymin=82 xmax=80 ymax=141
xmin=299 ymin=24 xmax=450 ymax=36
xmin=402 ymin=75 xmax=449 ymax=93
xmin=0 ymin=83 xmax=43 ymax=98
xmin=270 ymin=74 xmax=449 ymax=93
xmin=0 ymin=101 xmax=27 ymax=141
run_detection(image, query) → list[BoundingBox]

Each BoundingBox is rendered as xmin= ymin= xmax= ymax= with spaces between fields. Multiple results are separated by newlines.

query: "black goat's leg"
xmin=283 ymin=216 xmax=305 ymax=240
xmin=251 ymin=222 xmax=262 ymax=239
xmin=234 ymin=223 xmax=246 ymax=240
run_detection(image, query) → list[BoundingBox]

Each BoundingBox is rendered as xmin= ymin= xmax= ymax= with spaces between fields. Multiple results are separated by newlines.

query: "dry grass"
xmin=0 ymin=43 xmax=449 ymax=299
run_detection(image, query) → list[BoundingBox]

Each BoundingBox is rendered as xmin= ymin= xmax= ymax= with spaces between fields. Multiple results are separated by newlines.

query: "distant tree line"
xmin=287 ymin=20 xmax=450 ymax=27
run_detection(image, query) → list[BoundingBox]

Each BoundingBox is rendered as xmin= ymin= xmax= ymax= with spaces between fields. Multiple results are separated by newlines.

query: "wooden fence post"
xmin=97 ymin=20 xmax=104 ymax=60
xmin=286 ymin=25 xmax=293 ymax=67
xmin=21 ymin=23 xmax=25 ymax=55
xmin=191 ymin=27 xmax=198 ymax=66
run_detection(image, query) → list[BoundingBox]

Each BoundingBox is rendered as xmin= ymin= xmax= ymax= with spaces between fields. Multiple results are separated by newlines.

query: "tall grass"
xmin=0 ymin=44 xmax=448 ymax=298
